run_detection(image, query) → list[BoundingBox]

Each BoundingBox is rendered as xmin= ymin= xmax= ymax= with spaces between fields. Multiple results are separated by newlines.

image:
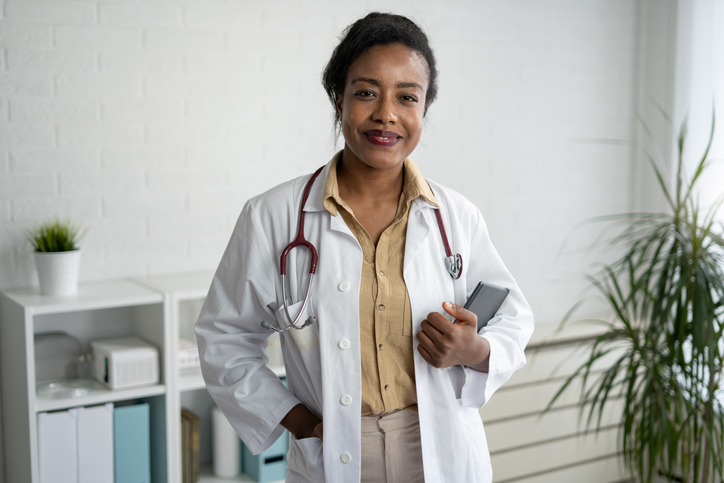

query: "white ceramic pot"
xmin=34 ymin=250 xmax=81 ymax=296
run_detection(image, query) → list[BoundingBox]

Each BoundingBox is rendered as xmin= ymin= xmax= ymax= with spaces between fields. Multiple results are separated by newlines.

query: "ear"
xmin=335 ymin=92 xmax=343 ymax=115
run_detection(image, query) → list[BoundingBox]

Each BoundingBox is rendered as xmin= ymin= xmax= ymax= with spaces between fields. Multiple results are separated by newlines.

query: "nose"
xmin=372 ymin=94 xmax=397 ymax=124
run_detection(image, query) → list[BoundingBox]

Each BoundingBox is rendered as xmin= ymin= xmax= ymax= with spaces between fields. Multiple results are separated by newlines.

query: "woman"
xmin=196 ymin=12 xmax=533 ymax=483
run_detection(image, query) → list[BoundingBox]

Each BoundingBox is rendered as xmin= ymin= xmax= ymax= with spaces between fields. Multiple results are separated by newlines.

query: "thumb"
xmin=442 ymin=301 xmax=461 ymax=316
xmin=443 ymin=301 xmax=476 ymax=325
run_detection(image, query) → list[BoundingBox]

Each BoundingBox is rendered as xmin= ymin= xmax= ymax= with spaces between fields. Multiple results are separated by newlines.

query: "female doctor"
xmin=196 ymin=12 xmax=534 ymax=483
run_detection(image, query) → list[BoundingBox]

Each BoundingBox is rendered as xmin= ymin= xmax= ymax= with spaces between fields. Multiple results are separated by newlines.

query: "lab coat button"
xmin=338 ymin=281 xmax=350 ymax=292
xmin=341 ymin=452 xmax=352 ymax=464
xmin=340 ymin=394 xmax=352 ymax=406
xmin=338 ymin=339 xmax=350 ymax=350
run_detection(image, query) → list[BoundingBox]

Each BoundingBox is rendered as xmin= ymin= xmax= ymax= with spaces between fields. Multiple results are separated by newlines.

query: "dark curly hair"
xmin=322 ymin=12 xmax=438 ymax=128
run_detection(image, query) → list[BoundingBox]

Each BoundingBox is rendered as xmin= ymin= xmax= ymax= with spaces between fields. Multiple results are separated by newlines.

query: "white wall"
xmin=0 ymin=0 xmax=643 ymax=480
xmin=671 ymin=0 xmax=724 ymax=218
xmin=0 ymin=0 xmax=640 ymax=323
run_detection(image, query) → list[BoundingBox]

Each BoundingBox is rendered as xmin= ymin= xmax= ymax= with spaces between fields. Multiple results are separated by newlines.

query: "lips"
xmin=364 ymin=129 xmax=402 ymax=147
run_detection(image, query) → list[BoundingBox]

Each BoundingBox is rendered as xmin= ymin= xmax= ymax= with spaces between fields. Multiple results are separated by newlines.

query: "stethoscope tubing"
xmin=263 ymin=164 xmax=462 ymax=333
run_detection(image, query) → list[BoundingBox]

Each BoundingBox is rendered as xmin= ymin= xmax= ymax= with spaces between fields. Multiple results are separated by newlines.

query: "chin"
xmin=357 ymin=148 xmax=408 ymax=170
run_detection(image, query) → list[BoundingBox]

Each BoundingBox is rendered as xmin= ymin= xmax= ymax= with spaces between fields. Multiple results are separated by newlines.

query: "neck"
xmin=336 ymin=149 xmax=405 ymax=204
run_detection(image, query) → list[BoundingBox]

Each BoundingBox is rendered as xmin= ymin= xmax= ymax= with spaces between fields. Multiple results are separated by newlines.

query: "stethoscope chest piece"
xmin=446 ymin=253 xmax=463 ymax=280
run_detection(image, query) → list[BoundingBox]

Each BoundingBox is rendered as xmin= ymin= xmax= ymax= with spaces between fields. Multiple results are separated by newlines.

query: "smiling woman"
xmin=195 ymin=12 xmax=534 ymax=483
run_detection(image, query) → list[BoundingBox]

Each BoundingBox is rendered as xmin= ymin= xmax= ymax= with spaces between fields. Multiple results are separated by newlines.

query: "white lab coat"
xmin=196 ymin=159 xmax=534 ymax=482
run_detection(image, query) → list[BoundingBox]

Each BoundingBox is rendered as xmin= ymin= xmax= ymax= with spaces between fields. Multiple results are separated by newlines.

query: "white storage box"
xmin=178 ymin=338 xmax=200 ymax=375
xmin=91 ymin=336 xmax=159 ymax=390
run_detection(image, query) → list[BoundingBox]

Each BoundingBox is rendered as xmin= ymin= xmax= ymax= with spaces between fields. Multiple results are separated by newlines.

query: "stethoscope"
xmin=261 ymin=166 xmax=463 ymax=334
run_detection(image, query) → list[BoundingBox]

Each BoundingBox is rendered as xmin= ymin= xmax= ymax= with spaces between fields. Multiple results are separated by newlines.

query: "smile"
xmin=364 ymin=130 xmax=402 ymax=147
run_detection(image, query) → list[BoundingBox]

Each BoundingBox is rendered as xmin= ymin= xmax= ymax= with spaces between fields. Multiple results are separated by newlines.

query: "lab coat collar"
xmin=302 ymin=157 xmax=334 ymax=213
xmin=302 ymin=153 xmax=439 ymax=214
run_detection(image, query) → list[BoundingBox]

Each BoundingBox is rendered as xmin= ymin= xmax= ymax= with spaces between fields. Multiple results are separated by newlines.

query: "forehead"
xmin=346 ymin=43 xmax=429 ymax=88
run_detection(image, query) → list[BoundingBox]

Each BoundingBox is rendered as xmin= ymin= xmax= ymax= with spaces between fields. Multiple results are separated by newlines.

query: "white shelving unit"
xmin=136 ymin=271 xmax=286 ymax=483
xmin=1 ymin=272 xmax=287 ymax=483
xmin=0 ymin=279 xmax=172 ymax=483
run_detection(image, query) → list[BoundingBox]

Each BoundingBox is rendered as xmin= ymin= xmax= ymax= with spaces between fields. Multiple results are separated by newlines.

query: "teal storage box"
xmin=242 ymin=376 xmax=288 ymax=481
xmin=242 ymin=430 xmax=288 ymax=482
xmin=114 ymin=403 xmax=151 ymax=483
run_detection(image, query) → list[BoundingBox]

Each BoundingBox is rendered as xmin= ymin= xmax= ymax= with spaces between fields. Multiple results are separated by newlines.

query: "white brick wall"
xmin=0 ymin=1 xmax=645 ymax=480
xmin=0 ymin=0 xmax=642 ymax=342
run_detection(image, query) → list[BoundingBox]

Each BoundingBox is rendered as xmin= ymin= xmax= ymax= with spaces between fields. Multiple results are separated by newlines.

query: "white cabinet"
xmin=136 ymin=271 xmax=285 ymax=483
xmin=1 ymin=273 xmax=285 ymax=483
xmin=0 ymin=279 xmax=171 ymax=483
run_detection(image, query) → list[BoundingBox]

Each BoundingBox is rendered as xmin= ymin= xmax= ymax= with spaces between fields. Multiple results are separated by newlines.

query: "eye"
xmin=401 ymin=95 xmax=419 ymax=103
xmin=355 ymin=90 xmax=376 ymax=98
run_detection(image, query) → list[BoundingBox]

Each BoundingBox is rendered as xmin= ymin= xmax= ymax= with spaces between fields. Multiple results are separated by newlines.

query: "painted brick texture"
xmin=0 ymin=2 xmax=641 ymax=478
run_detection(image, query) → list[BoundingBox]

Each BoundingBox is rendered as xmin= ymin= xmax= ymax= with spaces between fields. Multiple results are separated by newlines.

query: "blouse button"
xmin=340 ymin=452 xmax=352 ymax=464
xmin=338 ymin=281 xmax=350 ymax=292
xmin=338 ymin=339 xmax=350 ymax=350
xmin=340 ymin=394 xmax=352 ymax=406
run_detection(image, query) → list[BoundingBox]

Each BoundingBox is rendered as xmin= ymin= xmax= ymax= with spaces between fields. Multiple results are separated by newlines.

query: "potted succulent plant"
xmin=28 ymin=220 xmax=86 ymax=296
xmin=549 ymin=115 xmax=723 ymax=482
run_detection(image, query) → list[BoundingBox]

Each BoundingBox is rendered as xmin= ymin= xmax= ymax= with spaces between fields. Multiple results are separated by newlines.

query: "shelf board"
xmin=36 ymin=383 xmax=166 ymax=412
xmin=136 ymin=270 xmax=215 ymax=300
xmin=3 ymin=279 xmax=163 ymax=315
xmin=198 ymin=464 xmax=284 ymax=483
xmin=179 ymin=372 xmax=206 ymax=392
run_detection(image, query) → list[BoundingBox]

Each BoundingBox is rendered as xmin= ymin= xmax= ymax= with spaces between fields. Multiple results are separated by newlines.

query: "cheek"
xmin=341 ymin=108 xmax=365 ymax=135
xmin=406 ymin=113 xmax=424 ymax=141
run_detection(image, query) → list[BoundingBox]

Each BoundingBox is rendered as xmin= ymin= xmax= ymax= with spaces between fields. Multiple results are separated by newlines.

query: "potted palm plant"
xmin=28 ymin=220 xmax=86 ymax=296
xmin=549 ymin=116 xmax=723 ymax=482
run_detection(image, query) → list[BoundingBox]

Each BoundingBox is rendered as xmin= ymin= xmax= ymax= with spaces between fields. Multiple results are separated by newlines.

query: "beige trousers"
xmin=360 ymin=410 xmax=425 ymax=483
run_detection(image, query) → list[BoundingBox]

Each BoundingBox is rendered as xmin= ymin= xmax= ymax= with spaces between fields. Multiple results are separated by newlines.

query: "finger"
xmin=416 ymin=329 xmax=444 ymax=359
xmin=424 ymin=311 xmax=455 ymax=334
xmin=442 ymin=301 xmax=477 ymax=327
xmin=420 ymin=319 xmax=446 ymax=344
xmin=416 ymin=343 xmax=433 ymax=364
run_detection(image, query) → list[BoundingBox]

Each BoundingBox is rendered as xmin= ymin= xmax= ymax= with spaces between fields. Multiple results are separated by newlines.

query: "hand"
xmin=281 ymin=404 xmax=323 ymax=441
xmin=313 ymin=421 xmax=324 ymax=441
xmin=416 ymin=301 xmax=491 ymax=372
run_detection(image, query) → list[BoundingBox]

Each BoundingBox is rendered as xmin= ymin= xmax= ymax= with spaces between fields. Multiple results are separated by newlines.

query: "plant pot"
xmin=34 ymin=250 xmax=81 ymax=296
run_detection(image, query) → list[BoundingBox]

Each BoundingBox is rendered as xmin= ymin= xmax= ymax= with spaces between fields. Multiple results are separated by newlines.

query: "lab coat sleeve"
xmin=459 ymin=208 xmax=534 ymax=408
xmin=195 ymin=199 xmax=301 ymax=454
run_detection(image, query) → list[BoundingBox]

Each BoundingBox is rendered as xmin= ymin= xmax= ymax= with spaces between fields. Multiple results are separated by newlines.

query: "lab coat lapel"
xmin=404 ymin=198 xmax=433 ymax=274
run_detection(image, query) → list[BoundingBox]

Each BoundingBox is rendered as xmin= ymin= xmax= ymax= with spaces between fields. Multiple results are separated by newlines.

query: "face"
xmin=336 ymin=43 xmax=429 ymax=172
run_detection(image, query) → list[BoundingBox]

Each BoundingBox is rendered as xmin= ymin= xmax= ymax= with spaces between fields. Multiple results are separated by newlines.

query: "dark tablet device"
xmin=457 ymin=282 xmax=510 ymax=331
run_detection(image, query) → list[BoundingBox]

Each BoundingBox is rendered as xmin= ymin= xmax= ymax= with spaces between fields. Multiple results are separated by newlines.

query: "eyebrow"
xmin=350 ymin=77 xmax=424 ymax=90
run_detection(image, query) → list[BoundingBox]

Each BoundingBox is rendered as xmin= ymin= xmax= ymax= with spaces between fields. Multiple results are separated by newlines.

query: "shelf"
xmin=198 ymin=464 xmax=284 ymax=483
xmin=3 ymin=279 xmax=163 ymax=315
xmin=137 ymin=271 xmax=215 ymax=300
xmin=179 ymin=372 xmax=206 ymax=392
xmin=36 ymin=383 xmax=166 ymax=412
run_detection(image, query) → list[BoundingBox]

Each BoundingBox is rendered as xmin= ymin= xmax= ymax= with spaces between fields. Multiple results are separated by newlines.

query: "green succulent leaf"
xmin=27 ymin=219 xmax=86 ymax=252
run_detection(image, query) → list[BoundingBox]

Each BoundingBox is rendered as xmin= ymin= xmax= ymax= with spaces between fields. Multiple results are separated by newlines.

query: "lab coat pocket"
xmin=288 ymin=436 xmax=324 ymax=482
xmin=275 ymin=301 xmax=321 ymax=373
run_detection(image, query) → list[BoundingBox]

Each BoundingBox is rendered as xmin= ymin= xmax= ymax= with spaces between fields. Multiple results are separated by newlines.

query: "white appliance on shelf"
xmin=178 ymin=338 xmax=201 ymax=375
xmin=91 ymin=336 xmax=159 ymax=390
